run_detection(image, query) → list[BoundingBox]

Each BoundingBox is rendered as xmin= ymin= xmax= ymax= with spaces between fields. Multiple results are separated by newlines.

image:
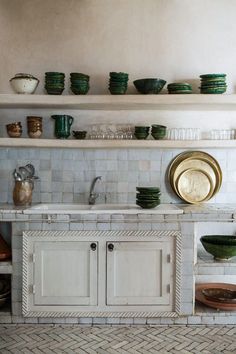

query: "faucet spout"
xmin=88 ymin=176 xmax=102 ymax=205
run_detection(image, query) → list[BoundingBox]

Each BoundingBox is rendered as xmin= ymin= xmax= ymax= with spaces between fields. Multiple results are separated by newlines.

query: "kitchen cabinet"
xmin=33 ymin=241 xmax=97 ymax=306
xmin=23 ymin=230 xmax=180 ymax=317
xmin=106 ymin=241 xmax=172 ymax=306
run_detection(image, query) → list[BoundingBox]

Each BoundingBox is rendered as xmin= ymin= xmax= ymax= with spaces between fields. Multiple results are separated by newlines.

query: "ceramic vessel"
xmin=27 ymin=116 xmax=42 ymax=138
xmin=51 ymin=115 xmax=74 ymax=139
xmin=13 ymin=180 xmax=33 ymax=206
xmin=10 ymin=73 xmax=39 ymax=94
xmin=6 ymin=122 xmax=22 ymax=138
xmin=200 ymin=235 xmax=236 ymax=260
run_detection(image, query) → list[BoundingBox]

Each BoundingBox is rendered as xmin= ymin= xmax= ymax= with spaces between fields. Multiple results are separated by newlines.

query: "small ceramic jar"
xmin=6 ymin=122 xmax=22 ymax=138
xmin=27 ymin=116 xmax=42 ymax=138
xmin=10 ymin=73 xmax=39 ymax=94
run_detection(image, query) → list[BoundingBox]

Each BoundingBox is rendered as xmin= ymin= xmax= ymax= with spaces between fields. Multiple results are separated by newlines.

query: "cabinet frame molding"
xmin=23 ymin=230 xmax=182 ymax=318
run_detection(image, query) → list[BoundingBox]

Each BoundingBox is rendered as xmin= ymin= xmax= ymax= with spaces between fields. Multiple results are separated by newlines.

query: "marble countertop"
xmin=0 ymin=203 xmax=235 ymax=220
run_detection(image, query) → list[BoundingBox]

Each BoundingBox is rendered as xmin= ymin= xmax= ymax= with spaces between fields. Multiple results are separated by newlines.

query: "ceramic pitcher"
xmin=51 ymin=115 xmax=74 ymax=139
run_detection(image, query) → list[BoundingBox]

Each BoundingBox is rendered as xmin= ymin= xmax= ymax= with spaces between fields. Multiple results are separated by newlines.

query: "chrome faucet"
xmin=88 ymin=176 xmax=102 ymax=205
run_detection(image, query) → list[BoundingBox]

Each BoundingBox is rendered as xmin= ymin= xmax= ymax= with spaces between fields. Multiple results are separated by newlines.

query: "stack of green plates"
xmin=70 ymin=73 xmax=90 ymax=95
xmin=136 ymin=187 xmax=161 ymax=209
xmin=199 ymin=74 xmax=227 ymax=94
xmin=45 ymin=72 xmax=65 ymax=95
xmin=167 ymin=82 xmax=192 ymax=94
xmin=109 ymin=72 xmax=129 ymax=95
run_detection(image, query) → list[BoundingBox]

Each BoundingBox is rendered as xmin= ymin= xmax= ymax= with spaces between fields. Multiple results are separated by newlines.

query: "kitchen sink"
xmin=23 ymin=203 xmax=183 ymax=214
xmin=24 ymin=203 xmax=91 ymax=214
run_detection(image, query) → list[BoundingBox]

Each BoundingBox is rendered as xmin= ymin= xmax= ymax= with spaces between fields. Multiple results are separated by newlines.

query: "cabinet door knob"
xmin=108 ymin=243 xmax=114 ymax=251
xmin=90 ymin=243 xmax=97 ymax=251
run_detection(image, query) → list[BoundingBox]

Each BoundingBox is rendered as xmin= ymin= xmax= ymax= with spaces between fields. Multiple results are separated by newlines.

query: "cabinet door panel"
xmin=107 ymin=241 xmax=172 ymax=305
xmin=34 ymin=241 xmax=97 ymax=306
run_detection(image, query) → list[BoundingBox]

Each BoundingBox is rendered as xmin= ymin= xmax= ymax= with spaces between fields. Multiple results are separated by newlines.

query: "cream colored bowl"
xmin=10 ymin=73 xmax=39 ymax=94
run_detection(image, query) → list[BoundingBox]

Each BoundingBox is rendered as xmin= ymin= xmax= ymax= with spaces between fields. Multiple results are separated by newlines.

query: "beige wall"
xmin=1 ymin=0 xmax=236 ymax=94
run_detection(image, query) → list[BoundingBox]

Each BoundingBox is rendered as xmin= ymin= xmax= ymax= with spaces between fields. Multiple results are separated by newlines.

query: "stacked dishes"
xmin=136 ymin=187 xmax=161 ymax=209
xmin=167 ymin=82 xmax=192 ymax=94
xmin=196 ymin=283 xmax=236 ymax=311
xmin=45 ymin=72 xmax=65 ymax=95
xmin=0 ymin=278 xmax=11 ymax=309
xmin=168 ymin=151 xmax=222 ymax=204
xmin=134 ymin=126 xmax=150 ymax=139
xmin=70 ymin=73 xmax=90 ymax=95
xmin=199 ymin=73 xmax=227 ymax=94
xmin=151 ymin=125 xmax=167 ymax=139
xmin=109 ymin=72 xmax=129 ymax=94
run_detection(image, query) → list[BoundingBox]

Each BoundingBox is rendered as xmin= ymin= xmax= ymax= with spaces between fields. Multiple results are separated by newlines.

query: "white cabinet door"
xmin=106 ymin=241 xmax=173 ymax=305
xmin=34 ymin=241 xmax=97 ymax=306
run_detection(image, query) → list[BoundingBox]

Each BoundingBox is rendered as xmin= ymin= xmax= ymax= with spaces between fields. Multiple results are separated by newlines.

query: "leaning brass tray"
xmin=168 ymin=151 xmax=222 ymax=203
xmin=176 ymin=168 xmax=214 ymax=204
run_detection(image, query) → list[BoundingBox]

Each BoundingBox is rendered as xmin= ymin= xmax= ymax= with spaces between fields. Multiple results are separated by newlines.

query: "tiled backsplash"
xmin=0 ymin=147 xmax=234 ymax=205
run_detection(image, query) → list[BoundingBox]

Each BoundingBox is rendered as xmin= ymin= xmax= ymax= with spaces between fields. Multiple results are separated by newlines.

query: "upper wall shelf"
xmin=0 ymin=138 xmax=236 ymax=149
xmin=1 ymin=94 xmax=236 ymax=110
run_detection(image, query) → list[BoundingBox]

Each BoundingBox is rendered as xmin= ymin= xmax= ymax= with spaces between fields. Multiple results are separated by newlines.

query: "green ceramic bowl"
xmin=134 ymin=132 xmax=149 ymax=140
xmin=200 ymin=235 xmax=236 ymax=260
xmin=133 ymin=78 xmax=166 ymax=94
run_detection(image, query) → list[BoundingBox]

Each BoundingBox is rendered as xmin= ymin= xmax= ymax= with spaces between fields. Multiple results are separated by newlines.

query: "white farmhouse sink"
xmin=24 ymin=203 xmax=91 ymax=214
xmin=24 ymin=203 xmax=183 ymax=215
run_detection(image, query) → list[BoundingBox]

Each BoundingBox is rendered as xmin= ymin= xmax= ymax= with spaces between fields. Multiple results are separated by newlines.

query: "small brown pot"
xmin=27 ymin=116 xmax=42 ymax=138
xmin=6 ymin=122 xmax=22 ymax=138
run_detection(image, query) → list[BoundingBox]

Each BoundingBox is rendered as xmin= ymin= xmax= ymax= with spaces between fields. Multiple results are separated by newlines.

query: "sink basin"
xmin=23 ymin=203 xmax=183 ymax=215
xmin=24 ymin=203 xmax=91 ymax=214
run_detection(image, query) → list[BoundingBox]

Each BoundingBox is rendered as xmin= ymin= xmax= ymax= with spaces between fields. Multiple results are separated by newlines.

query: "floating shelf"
xmin=1 ymin=94 xmax=236 ymax=110
xmin=0 ymin=138 xmax=236 ymax=149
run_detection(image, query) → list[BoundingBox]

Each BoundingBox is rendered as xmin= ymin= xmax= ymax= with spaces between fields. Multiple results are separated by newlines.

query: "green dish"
xmin=200 ymin=73 xmax=226 ymax=78
xmin=200 ymin=235 xmax=236 ymax=260
xmin=136 ymin=200 xmax=161 ymax=209
xmin=136 ymin=187 xmax=160 ymax=192
xmin=133 ymin=78 xmax=166 ymax=94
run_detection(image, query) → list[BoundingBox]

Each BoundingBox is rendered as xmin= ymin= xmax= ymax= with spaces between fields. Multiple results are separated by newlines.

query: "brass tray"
xmin=176 ymin=168 xmax=214 ymax=204
xmin=168 ymin=151 xmax=222 ymax=203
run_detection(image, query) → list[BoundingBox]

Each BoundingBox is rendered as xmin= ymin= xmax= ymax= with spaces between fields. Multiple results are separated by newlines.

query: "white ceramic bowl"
xmin=10 ymin=73 xmax=39 ymax=94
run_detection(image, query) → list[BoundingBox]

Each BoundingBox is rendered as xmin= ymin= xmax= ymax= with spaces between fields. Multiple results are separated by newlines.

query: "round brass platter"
xmin=168 ymin=151 xmax=222 ymax=203
xmin=176 ymin=168 xmax=214 ymax=204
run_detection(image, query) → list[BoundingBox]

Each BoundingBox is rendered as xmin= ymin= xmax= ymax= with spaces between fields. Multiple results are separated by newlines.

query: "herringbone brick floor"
xmin=0 ymin=325 xmax=235 ymax=354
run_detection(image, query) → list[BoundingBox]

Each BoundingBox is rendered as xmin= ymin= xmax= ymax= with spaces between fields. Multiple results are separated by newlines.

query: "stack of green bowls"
xmin=199 ymin=74 xmax=227 ymax=94
xmin=109 ymin=72 xmax=129 ymax=94
xmin=70 ymin=73 xmax=90 ymax=95
xmin=151 ymin=125 xmax=167 ymax=139
xmin=45 ymin=72 xmax=65 ymax=95
xmin=167 ymin=82 xmax=192 ymax=94
xmin=136 ymin=187 xmax=161 ymax=209
xmin=134 ymin=126 xmax=150 ymax=139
